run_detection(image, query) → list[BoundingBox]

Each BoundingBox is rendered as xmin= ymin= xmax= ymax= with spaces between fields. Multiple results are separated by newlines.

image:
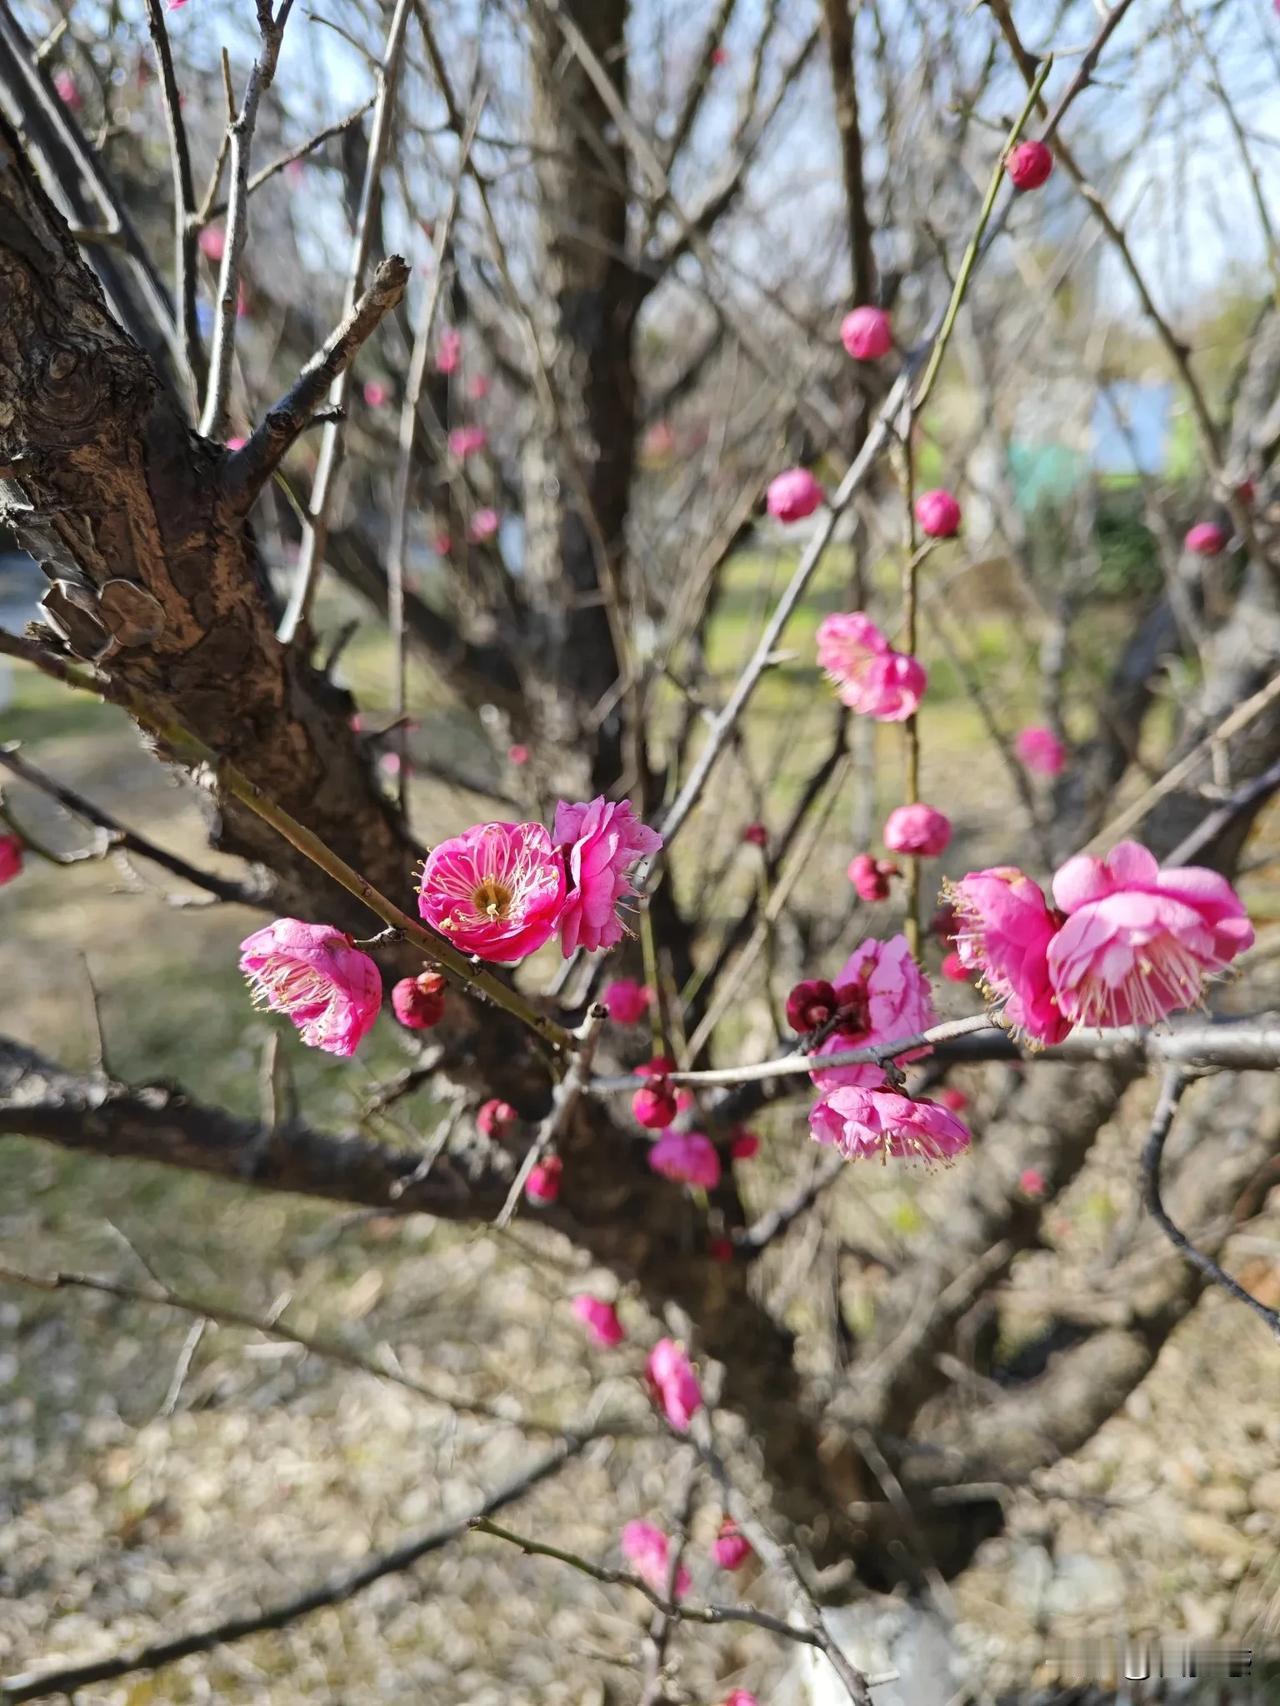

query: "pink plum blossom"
xmin=646 ymin=1338 xmax=703 ymax=1431
xmin=53 ymin=70 xmax=81 ymax=110
xmin=468 ymin=507 xmax=499 ymax=542
xmin=418 ymin=820 xmax=566 ymax=962
xmin=391 ymin=970 xmax=446 ymax=1029
xmin=468 ymin=374 xmax=490 ymax=400
xmin=507 ymin=743 xmax=530 ymax=765
xmin=437 ymin=328 xmax=462 ymax=373
xmin=948 ymin=866 xmax=1071 ymax=1046
xmin=884 ymin=803 xmax=952 ymax=857
xmin=810 ymin=1086 xmax=972 ymax=1164
xmin=816 ymin=612 xmax=927 ymax=721
xmin=1047 ymin=841 xmax=1253 ymax=1028
xmin=729 ymin=1128 xmax=759 ymax=1159
xmin=0 ymin=834 xmax=23 ymax=886
xmin=572 ymin=1295 xmax=625 ymax=1347
xmin=723 ymin=1695 xmax=759 ymax=1706
xmin=362 ymin=379 xmax=390 ymax=408
xmin=848 ymin=853 xmax=898 ymax=901
xmin=526 ymin=1155 xmax=562 ymax=1202
xmin=649 ymin=1130 xmax=721 ymax=1189
xmin=939 ymin=1087 xmax=969 ymax=1112
xmin=810 ymin=934 xmax=937 ymax=1092
xmin=239 ymin=919 xmax=381 ymax=1056
xmin=1185 ymin=521 xmax=1228 ymax=557
xmin=712 ymin=1519 xmax=753 ymax=1570
xmin=620 ymin=1521 xmax=690 ymax=1598
xmin=448 ymin=424 xmax=487 ymax=458
xmin=553 ymin=797 xmax=662 ymax=955
xmin=841 ymin=305 xmax=893 ymax=361
xmin=603 ymin=978 xmax=653 ymax=1024
xmin=225 ymin=435 xmax=247 ymax=452
xmin=633 ymin=1082 xmax=678 ymax=1129
xmin=199 ymin=224 xmax=226 ymax=261
xmin=1019 ymin=1167 xmax=1047 ymax=1198
xmin=915 ymin=488 xmax=962 ymax=538
xmin=477 ymin=1098 xmax=518 ymax=1139
xmin=766 ymin=467 xmax=823 ymax=523
xmin=1015 ymin=725 xmax=1067 ymax=777
xmin=1006 ymin=140 xmax=1054 ymax=190
xmin=940 ymin=951 xmax=969 ymax=983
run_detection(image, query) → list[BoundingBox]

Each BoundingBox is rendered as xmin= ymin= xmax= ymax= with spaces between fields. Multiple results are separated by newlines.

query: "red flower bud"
xmin=391 ymin=970 xmax=447 ymax=1030
xmin=785 ymin=979 xmax=838 ymax=1033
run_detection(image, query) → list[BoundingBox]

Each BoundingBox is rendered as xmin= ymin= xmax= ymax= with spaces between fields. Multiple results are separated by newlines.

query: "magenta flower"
xmin=1015 ymin=725 xmax=1067 ymax=777
xmin=841 ymin=305 xmax=893 ymax=361
xmin=1047 ymin=841 xmax=1254 ymax=1028
xmin=620 ymin=1520 xmax=690 ymax=1598
xmin=729 ymin=1128 xmax=759 ymax=1160
xmin=418 ymin=821 xmax=566 ymax=962
xmin=810 ymin=935 xmax=937 ymax=1092
xmin=391 ymin=970 xmax=446 ymax=1030
xmin=362 ymin=379 xmax=390 ymax=409
xmin=724 ymin=1694 xmax=760 ymax=1706
xmin=712 ymin=1518 xmax=753 ymax=1570
xmin=448 ymin=424 xmax=487 ymax=458
xmin=940 ymin=950 xmax=969 ymax=983
xmin=648 ymin=1130 xmax=721 ymax=1189
xmin=646 ymin=1338 xmax=703 ymax=1431
xmin=810 ymin=1086 xmax=971 ymax=1164
xmin=1019 ymin=1167 xmax=1046 ymax=1198
xmin=1006 ymin=139 xmax=1054 ymax=190
xmin=603 ymin=978 xmax=653 ymax=1025
xmin=0 ymin=834 xmax=23 ymax=886
xmin=816 ymin=612 xmax=927 ymax=721
xmin=766 ymin=467 xmax=823 ymax=523
xmin=507 ymin=742 xmax=530 ymax=765
xmin=848 ymin=853 xmax=898 ymax=902
xmin=198 ymin=224 xmax=225 ymax=262
xmin=469 ymin=507 xmax=499 ymax=543
xmin=948 ymin=866 xmax=1071 ymax=1046
xmin=742 ymin=821 xmax=768 ymax=847
xmin=786 ymin=978 xmax=838 ymax=1032
xmin=553 ymin=797 xmax=662 ymax=956
xmin=477 ymin=1098 xmax=519 ymax=1139
xmin=572 ymin=1295 xmax=625 ymax=1347
xmin=53 ymin=70 xmax=81 ymax=110
xmin=437 ymin=328 xmax=462 ymax=373
xmin=884 ymin=803 xmax=952 ymax=857
xmin=915 ymin=488 xmax=962 ymax=538
xmin=633 ymin=1082 xmax=678 ymax=1129
xmin=1185 ymin=521 xmax=1228 ymax=557
xmin=526 ymin=1155 xmax=562 ymax=1203
xmin=239 ymin=919 xmax=381 ymax=1057
xmin=939 ymin=1086 xmax=968 ymax=1112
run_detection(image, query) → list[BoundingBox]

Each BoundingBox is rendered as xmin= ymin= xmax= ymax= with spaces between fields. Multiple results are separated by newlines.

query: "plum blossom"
xmin=620 ymin=1521 xmax=690 ymax=1598
xmin=743 ymin=821 xmax=768 ymax=847
xmin=646 ymin=1338 xmax=703 ymax=1431
xmin=915 ymin=488 xmax=962 ymax=538
xmin=810 ymin=935 xmax=937 ymax=1092
xmin=729 ymin=1128 xmax=759 ymax=1159
xmin=603 ymin=978 xmax=652 ymax=1025
xmin=1019 ymin=1167 xmax=1046 ymax=1198
xmin=477 ymin=1098 xmax=519 ymax=1139
xmin=0 ymin=834 xmax=23 ymax=886
xmin=884 ymin=803 xmax=951 ymax=857
xmin=786 ymin=978 xmax=839 ymax=1033
xmin=841 ymin=305 xmax=893 ymax=361
xmin=848 ymin=853 xmax=898 ymax=901
xmin=947 ymin=866 xmax=1071 ymax=1046
xmin=648 ymin=1130 xmax=721 ymax=1189
xmin=1185 ymin=521 xmax=1228 ymax=557
xmin=938 ymin=1087 xmax=968 ymax=1112
xmin=239 ymin=919 xmax=381 ymax=1056
xmin=437 ymin=328 xmax=462 ymax=373
xmin=1047 ymin=841 xmax=1253 ymax=1028
xmin=766 ymin=467 xmax=823 ymax=523
xmin=940 ymin=951 xmax=969 ymax=983
xmin=816 ymin=612 xmax=927 ymax=722
xmin=1015 ymin=725 xmax=1067 ymax=777
xmin=418 ymin=821 xmax=566 ymax=962
xmin=468 ymin=507 xmax=499 ymax=542
xmin=198 ymin=224 xmax=226 ymax=261
xmin=1006 ymin=139 xmax=1054 ymax=190
xmin=810 ymin=1085 xmax=971 ymax=1164
xmin=448 ymin=424 xmax=487 ymax=458
xmin=526 ymin=1155 xmax=562 ymax=1203
xmin=572 ymin=1295 xmax=625 ymax=1347
xmin=391 ymin=970 xmax=446 ymax=1029
xmin=723 ymin=1695 xmax=759 ymax=1706
xmin=553 ymin=797 xmax=662 ymax=955
xmin=712 ymin=1519 xmax=753 ymax=1570
xmin=362 ymin=379 xmax=390 ymax=408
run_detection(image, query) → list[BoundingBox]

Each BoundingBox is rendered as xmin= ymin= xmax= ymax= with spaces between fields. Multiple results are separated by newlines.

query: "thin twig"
xmin=1140 ymin=1070 xmax=1280 ymax=1339
xmin=142 ymin=0 xmax=204 ymax=402
xmin=277 ymin=0 xmax=416 ymax=642
xmin=199 ymin=0 xmax=297 ymax=440
xmin=497 ymin=1005 xmax=607 ymax=1227
xmin=0 ymin=1440 xmax=589 ymax=1704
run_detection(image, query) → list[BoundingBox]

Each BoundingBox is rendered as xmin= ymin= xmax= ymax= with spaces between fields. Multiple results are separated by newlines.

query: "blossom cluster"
xmin=237 ymin=796 xmax=662 ymax=1058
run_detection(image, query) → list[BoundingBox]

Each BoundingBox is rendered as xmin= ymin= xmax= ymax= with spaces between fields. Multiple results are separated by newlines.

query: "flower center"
xmin=472 ymin=877 xmax=513 ymax=920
